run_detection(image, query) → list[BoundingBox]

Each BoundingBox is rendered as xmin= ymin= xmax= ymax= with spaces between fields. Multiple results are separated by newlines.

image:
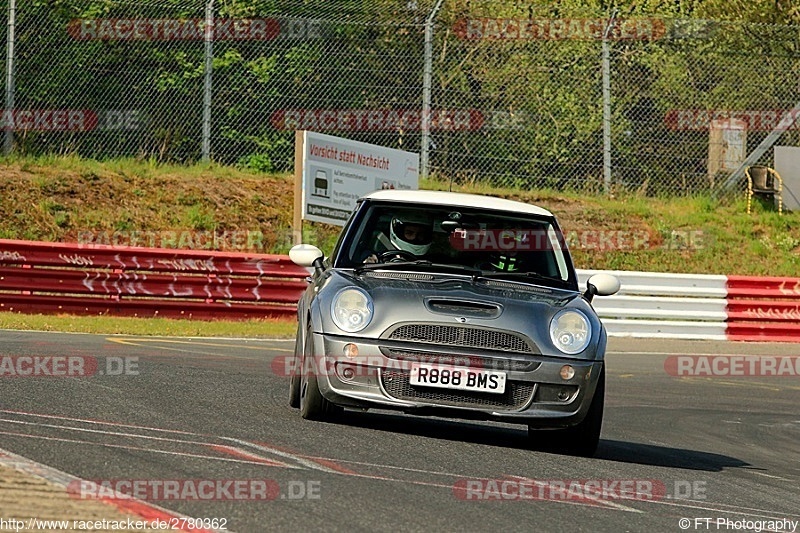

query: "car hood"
xmin=312 ymin=269 xmax=603 ymax=359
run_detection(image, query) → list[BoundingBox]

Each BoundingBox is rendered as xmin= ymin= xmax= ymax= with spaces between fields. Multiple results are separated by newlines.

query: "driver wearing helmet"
xmin=363 ymin=213 xmax=433 ymax=263
xmin=389 ymin=214 xmax=433 ymax=255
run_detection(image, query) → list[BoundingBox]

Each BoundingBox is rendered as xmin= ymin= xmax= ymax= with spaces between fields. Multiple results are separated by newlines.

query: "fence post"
xmin=421 ymin=0 xmax=445 ymax=181
xmin=201 ymin=0 xmax=214 ymax=163
xmin=4 ymin=0 xmax=16 ymax=155
xmin=601 ymin=8 xmax=617 ymax=195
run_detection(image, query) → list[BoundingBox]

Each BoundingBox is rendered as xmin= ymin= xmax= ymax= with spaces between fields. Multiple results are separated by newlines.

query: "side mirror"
xmin=289 ymin=244 xmax=324 ymax=271
xmin=584 ymin=273 xmax=620 ymax=302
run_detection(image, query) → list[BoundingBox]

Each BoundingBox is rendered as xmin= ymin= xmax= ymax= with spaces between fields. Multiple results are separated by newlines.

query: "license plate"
xmin=409 ymin=363 xmax=506 ymax=394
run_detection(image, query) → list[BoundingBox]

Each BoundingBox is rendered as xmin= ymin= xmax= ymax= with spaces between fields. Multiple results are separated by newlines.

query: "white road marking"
xmin=0 ymin=429 xmax=297 ymax=468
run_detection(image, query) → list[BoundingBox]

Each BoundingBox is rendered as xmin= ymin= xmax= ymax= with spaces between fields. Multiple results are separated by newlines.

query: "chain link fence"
xmin=1 ymin=0 xmax=799 ymax=196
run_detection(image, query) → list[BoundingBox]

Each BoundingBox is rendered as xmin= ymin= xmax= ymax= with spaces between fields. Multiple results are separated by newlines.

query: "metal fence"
xmin=2 ymin=0 xmax=800 ymax=196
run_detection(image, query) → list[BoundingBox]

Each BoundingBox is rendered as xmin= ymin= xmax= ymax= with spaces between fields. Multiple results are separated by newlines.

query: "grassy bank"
xmin=0 ymin=154 xmax=296 ymax=252
xmin=1 ymin=154 xmax=797 ymax=277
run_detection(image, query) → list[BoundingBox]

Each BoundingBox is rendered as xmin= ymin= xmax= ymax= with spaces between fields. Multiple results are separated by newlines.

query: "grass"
xmin=0 ymin=313 xmax=298 ymax=338
xmin=0 ymin=154 xmax=296 ymax=254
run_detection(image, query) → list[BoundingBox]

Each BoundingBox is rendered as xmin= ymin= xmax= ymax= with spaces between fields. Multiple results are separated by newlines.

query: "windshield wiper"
xmin=355 ymin=260 xmax=482 ymax=277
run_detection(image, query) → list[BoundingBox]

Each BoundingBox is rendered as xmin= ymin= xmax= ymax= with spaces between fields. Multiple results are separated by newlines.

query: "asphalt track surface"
xmin=0 ymin=330 xmax=798 ymax=533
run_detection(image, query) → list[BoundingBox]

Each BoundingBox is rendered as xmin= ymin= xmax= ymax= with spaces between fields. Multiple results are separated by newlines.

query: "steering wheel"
xmin=379 ymin=250 xmax=417 ymax=262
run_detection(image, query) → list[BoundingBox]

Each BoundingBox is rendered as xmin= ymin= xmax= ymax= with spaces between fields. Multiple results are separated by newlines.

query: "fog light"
xmin=535 ymin=384 xmax=578 ymax=403
xmin=343 ymin=343 xmax=359 ymax=358
xmin=560 ymin=364 xmax=575 ymax=380
xmin=342 ymin=367 xmax=355 ymax=379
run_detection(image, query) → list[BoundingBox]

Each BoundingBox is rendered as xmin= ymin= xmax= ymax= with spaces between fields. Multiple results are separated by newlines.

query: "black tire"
xmin=529 ymin=366 xmax=605 ymax=457
xmin=298 ymin=323 xmax=340 ymax=421
xmin=288 ymin=324 xmax=302 ymax=408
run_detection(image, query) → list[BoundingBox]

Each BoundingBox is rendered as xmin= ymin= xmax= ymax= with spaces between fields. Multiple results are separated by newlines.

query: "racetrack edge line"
xmin=0 ymin=446 xmax=223 ymax=532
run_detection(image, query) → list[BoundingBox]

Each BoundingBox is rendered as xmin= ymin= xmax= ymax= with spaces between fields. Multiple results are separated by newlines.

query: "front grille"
xmin=387 ymin=324 xmax=535 ymax=353
xmin=384 ymin=348 xmax=536 ymax=371
xmin=381 ymin=370 xmax=535 ymax=410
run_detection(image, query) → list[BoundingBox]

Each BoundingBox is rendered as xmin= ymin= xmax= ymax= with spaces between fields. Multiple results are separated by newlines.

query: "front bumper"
xmin=312 ymin=333 xmax=603 ymax=428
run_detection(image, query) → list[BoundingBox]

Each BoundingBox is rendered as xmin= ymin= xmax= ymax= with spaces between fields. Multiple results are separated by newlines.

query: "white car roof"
xmin=360 ymin=190 xmax=554 ymax=217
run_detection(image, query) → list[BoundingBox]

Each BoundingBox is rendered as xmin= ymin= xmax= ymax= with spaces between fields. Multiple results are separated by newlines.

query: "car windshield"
xmin=334 ymin=201 xmax=574 ymax=288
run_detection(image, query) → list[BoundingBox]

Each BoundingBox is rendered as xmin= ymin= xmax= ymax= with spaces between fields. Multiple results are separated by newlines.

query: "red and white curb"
xmin=0 ymin=446 xmax=222 ymax=532
xmin=578 ymin=270 xmax=800 ymax=342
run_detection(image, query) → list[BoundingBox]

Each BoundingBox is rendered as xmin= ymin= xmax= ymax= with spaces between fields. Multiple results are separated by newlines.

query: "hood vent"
xmin=425 ymin=298 xmax=502 ymax=319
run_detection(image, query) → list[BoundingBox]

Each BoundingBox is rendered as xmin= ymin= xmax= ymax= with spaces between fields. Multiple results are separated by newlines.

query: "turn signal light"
xmin=343 ymin=343 xmax=359 ymax=358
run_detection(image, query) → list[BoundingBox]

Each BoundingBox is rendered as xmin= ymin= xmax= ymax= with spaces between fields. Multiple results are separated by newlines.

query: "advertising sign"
xmin=295 ymin=130 xmax=419 ymax=226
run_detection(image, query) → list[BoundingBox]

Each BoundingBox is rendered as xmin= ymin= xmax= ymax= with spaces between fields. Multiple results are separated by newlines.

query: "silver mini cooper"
xmin=288 ymin=190 xmax=619 ymax=456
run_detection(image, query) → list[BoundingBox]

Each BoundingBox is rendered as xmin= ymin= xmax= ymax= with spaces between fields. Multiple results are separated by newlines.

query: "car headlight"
xmin=331 ymin=288 xmax=374 ymax=333
xmin=549 ymin=310 xmax=592 ymax=354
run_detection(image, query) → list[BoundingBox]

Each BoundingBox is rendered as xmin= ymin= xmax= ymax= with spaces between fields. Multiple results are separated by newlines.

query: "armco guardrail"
xmin=726 ymin=275 xmax=800 ymax=342
xmin=578 ymin=269 xmax=800 ymax=342
xmin=577 ymin=270 xmax=728 ymax=341
xmin=0 ymin=239 xmax=309 ymax=320
xmin=0 ymin=240 xmax=796 ymax=339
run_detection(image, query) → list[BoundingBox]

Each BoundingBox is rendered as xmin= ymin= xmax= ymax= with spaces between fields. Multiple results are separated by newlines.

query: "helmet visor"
xmin=391 ymin=218 xmax=432 ymax=245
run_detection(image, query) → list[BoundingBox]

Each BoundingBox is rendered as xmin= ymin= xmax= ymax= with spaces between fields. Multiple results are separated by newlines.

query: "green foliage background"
xmin=1 ymin=0 xmax=798 ymax=195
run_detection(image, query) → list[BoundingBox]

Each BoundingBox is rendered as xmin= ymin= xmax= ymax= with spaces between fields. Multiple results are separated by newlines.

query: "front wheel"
xmin=288 ymin=324 xmax=302 ymax=408
xmin=298 ymin=323 xmax=340 ymax=421
xmin=528 ymin=367 xmax=604 ymax=457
